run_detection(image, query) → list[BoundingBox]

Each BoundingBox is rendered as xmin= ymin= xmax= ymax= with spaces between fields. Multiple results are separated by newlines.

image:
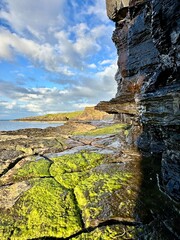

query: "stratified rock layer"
xmin=96 ymin=0 xmax=180 ymax=238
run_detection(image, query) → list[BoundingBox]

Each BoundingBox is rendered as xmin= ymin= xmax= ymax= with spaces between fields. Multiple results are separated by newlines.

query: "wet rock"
xmin=74 ymin=162 xmax=140 ymax=228
xmin=97 ymin=0 xmax=180 ymax=238
xmin=0 ymin=150 xmax=23 ymax=175
xmin=0 ymin=121 xmax=142 ymax=239
xmin=72 ymin=224 xmax=137 ymax=240
xmin=96 ymin=94 xmax=138 ymax=115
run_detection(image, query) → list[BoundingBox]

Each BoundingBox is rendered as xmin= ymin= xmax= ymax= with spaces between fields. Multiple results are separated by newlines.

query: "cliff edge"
xmin=96 ymin=0 xmax=180 ymax=238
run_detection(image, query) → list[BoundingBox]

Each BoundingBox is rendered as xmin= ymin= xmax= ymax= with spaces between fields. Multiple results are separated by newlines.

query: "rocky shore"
xmin=0 ymin=120 xmax=137 ymax=239
xmin=0 ymin=119 xmax=178 ymax=239
xmin=0 ymin=0 xmax=179 ymax=239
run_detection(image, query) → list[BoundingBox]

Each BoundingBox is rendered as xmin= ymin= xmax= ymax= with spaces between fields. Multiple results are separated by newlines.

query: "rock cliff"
xmin=96 ymin=0 xmax=180 ymax=238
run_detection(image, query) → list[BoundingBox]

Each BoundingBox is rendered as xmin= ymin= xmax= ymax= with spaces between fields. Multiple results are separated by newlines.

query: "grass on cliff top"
xmin=73 ymin=123 xmax=128 ymax=136
xmin=16 ymin=107 xmax=111 ymax=121
xmin=19 ymin=110 xmax=83 ymax=121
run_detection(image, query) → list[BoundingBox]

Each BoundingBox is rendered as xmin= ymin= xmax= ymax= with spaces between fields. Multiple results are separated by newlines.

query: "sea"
xmin=0 ymin=120 xmax=63 ymax=132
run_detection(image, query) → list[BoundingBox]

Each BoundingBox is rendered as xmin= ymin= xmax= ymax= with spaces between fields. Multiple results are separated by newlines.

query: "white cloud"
xmin=95 ymin=62 xmax=117 ymax=93
xmin=88 ymin=64 xmax=97 ymax=69
xmin=86 ymin=0 xmax=108 ymax=22
xmin=73 ymin=24 xmax=108 ymax=57
xmin=0 ymin=0 xmax=114 ymax=73
xmin=55 ymin=23 xmax=111 ymax=61
xmin=0 ymin=61 xmax=117 ymax=115
xmin=72 ymin=103 xmax=94 ymax=109
xmin=0 ymin=0 xmax=66 ymax=39
xmin=0 ymin=29 xmax=75 ymax=75
xmin=0 ymin=23 xmax=113 ymax=74
xmin=0 ymin=101 xmax=17 ymax=110
xmin=100 ymin=59 xmax=114 ymax=65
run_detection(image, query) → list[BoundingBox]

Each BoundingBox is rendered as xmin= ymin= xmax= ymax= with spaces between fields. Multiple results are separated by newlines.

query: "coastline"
xmin=0 ymin=120 xmax=64 ymax=132
xmin=11 ymin=119 xmax=66 ymax=123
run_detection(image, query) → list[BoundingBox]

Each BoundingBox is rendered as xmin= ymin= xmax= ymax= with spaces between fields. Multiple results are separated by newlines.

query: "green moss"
xmin=124 ymin=129 xmax=129 ymax=136
xmin=16 ymin=145 xmax=33 ymax=154
xmin=50 ymin=151 xmax=104 ymax=189
xmin=74 ymin=172 xmax=132 ymax=227
xmin=74 ymin=123 xmax=128 ymax=136
xmin=14 ymin=158 xmax=51 ymax=180
xmin=72 ymin=225 xmax=136 ymax=239
xmin=0 ymin=178 xmax=82 ymax=239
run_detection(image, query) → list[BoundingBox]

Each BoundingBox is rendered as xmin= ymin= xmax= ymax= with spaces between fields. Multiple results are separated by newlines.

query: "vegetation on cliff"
xmin=15 ymin=107 xmax=111 ymax=122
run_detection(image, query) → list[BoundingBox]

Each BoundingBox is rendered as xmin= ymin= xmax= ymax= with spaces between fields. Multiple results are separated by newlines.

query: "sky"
xmin=0 ymin=0 xmax=117 ymax=120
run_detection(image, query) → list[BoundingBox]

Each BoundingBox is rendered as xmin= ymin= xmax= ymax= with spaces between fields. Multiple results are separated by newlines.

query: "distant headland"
xmin=15 ymin=107 xmax=112 ymax=122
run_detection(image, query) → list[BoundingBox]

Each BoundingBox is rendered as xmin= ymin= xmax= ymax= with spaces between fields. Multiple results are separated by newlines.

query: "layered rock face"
xmin=97 ymin=0 xmax=180 ymax=237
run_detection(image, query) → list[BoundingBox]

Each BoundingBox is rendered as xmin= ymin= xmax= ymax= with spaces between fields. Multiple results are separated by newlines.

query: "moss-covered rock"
xmin=74 ymin=164 xmax=138 ymax=228
xmin=14 ymin=158 xmax=51 ymax=180
xmin=0 ymin=178 xmax=82 ymax=239
xmin=72 ymin=225 xmax=137 ymax=240
xmin=0 ymin=122 xmax=142 ymax=239
xmin=49 ymin=151 xmax=140 ymax=234
xmin=50 ymin=151 xmax=105 ymax=189
xmin=74 ymin=123 xmax=128 ymax=136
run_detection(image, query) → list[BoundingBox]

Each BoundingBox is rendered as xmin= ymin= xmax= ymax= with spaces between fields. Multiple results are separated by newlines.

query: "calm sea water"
xmin=0 ymin=120 xmax=63 ymax=131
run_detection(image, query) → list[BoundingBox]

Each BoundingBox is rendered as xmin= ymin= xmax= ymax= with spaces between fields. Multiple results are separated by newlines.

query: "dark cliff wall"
xmin=96 ymin=0 xmax=180 ymax=237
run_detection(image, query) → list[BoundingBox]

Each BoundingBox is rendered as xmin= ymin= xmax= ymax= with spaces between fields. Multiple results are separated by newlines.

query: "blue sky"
xmin=0 ymin=0 xmax=117 ymax=119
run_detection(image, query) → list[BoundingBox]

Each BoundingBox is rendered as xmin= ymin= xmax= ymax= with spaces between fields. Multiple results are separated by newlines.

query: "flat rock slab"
xmin=74 ymin=161 xmax=140 ymax=228
xmin=0 ymin=178 xmax=82 ymax=239
xmin=0 ymin=121 xmax=143 ymax=239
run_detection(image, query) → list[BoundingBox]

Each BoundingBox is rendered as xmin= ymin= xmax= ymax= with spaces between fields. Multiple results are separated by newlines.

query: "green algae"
xmin=74 ymin=172 xmax=133 ymax=227
xmin=14 ymin=158 xmax=51 ymax=180
xmin=73 ymin=123 xmax=128 ymax=136
xmin=50 ymin=151 xmax=105 ymax=189
xmin=16 ymin=145 xmax=33 ymax=155
xmin=0 ymin=178 xmax=82 ymax=239
xmin=0 ymin=149 xmax=138 ymax=239
xmin=72 ymin=225 xmax=136 ymax=240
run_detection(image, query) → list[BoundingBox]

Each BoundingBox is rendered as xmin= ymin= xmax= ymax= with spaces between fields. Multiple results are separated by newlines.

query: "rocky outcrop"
xmin=0 ymin=121 xmax=145 ymax=239
xmin=96 ymin=0 xmax=180 ymax=238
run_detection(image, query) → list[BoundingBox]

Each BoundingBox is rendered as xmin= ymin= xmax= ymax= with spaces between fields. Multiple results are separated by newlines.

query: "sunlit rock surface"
xmin=0 ymin=122 xmax=143 ymax=239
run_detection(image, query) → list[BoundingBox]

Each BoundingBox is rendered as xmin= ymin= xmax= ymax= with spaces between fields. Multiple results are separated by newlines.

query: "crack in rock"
xmin=0 ymin=156 xmax=25 ymax=178
xmin=28 ymin=219 xmax=141 ymax=240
